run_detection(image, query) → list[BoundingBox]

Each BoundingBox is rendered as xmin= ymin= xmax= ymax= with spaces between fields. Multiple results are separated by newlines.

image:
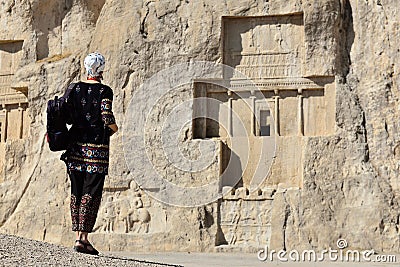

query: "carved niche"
xmin=192 ymin=14 xmax=336 ymax=250
xmin=0 ymin=40 xmax=29 ymax=143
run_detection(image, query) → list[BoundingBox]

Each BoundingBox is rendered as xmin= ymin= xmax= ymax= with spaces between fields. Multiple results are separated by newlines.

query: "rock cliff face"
xmin=0 ymin=0 xmax=400 ymax=253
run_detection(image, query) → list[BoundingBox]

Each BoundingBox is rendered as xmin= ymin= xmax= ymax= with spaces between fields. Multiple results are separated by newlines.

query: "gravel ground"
xmin=0 ymin=234 xmax=183 ymax=267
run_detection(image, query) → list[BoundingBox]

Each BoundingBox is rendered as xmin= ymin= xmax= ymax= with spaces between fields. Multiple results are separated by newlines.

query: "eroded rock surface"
xmin=0 ymin=0 xmax=399 ymax=253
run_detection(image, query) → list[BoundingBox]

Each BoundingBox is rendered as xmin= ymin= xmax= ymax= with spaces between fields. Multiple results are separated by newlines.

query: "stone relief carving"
xmin=192 ymin=14 xmax=336 ymax=194
xmin=194 ymin=14 xmax=334 ymax=140
xmin=223 ymin=16 xmax=304 ymax=80
xmin=217 ymin=188 xmax=274 ymax=248
xmin=0 ymin=40 xmax=29 ymax=143
xmin=102 ymin=196 xmax=116 ymax=233
xmin=95 ymin=180 xmax=151 ymax=234
xmin=226 ymin=199 xmax=242 ymax=224
xmin=226 ymin=225 xmax=238 ymax=245
xmin=0 ymin=41 xmax=23 ymax=75
xmin=219 ymin=198 xmax=272 ymax=247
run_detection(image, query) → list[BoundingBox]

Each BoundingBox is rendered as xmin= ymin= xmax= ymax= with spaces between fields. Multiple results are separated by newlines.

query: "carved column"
xmin=18 ymin=103 xmax=23 ymax=139
xmin=193 ymin=84 xmax=207 ymax=139
xmin=250 ymin=90 xmax=256 ymax=136
xmin=228 ymin=90 xmax=233 ymax=136
xmin=273 ymin=90 xmax=280 ymax=136
xmin=297 ymin=89 xmax=303 ymax=136
xmin=2 ymin=104 xmax=7 ymax=142
xmin=200 ymin=86 xmax=207 ymax=139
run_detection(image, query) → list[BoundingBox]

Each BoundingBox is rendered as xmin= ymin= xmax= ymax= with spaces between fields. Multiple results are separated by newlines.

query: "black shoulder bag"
xmin=46 ymin=83 xmax=76 ymax=151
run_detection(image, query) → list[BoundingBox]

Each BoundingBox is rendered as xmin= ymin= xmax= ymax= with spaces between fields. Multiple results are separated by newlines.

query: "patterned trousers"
xmin=69 ymin=170 xmax=105 ymax=232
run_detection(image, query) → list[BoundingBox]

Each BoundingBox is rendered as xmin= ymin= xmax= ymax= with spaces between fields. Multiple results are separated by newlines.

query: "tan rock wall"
xmin=0 ymin=0 xmax=399 ymax=254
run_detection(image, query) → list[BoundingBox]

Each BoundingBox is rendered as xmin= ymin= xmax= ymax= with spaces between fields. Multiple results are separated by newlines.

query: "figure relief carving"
xmin=256 ymin=224 xmax=272 ymax=246
xmin=272 ymin=24 xmax=289 ymax=52
xmin=223 ymin=15 xmax=304 ymax=80
xmin=257 ymin=206 xmax=272 ymax=225
xmin=242 ymin=204 xmax=258 ymax=224
xmin=126 ymin=180 xmax=151 ymax=233
xmin=192 ymin=14 xmax=336 ymax=250
xmin=117 ymin=199 xmax=130 ymax=233
xmin=102 ymin=196 xmax=116 ymax=233
xmin=218 ymin=197 xmax=274 ymax=247
xmin=226 ymin=225 xmax=238 ymax=245
xmin=194 ymin=14 xmax=335 ymax=202
xmin=96 ymin=180 xmax=151 ymax=234
xmin=224 ymin=199 xmax=242 ymax=225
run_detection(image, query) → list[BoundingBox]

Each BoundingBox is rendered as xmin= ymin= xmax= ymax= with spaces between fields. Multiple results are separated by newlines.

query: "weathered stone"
xmin=0 ymin=0 xmax=399 ymax=255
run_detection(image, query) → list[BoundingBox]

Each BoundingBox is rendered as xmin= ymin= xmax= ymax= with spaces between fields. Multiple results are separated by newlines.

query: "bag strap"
xmin=63 ymin=82 xmax=76 ymax=99
xmin=62 ymin=82 xmax=77 ymax=125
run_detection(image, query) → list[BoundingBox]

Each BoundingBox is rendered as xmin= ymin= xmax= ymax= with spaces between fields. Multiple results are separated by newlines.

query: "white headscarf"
xmin=84 ymin=52 xmax=105 ymax=77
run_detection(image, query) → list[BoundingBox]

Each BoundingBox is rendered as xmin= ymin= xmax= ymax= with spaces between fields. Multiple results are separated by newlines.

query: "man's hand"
xmin=108 ymin=124 xmax=118 ymax=136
